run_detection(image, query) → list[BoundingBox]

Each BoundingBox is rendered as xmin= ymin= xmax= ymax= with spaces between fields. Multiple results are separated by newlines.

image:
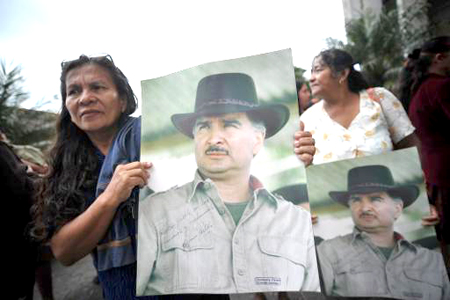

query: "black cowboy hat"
xmin=273 ymin=184 xmax=309 ymax=205
xmin=329 ymin=165 xmax=419 ymax=208
xmin=171 ymin=73 xmax=290 ymax=139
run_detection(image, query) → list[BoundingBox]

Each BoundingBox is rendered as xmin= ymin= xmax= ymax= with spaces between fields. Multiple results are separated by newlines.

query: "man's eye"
xmin=196 ymin=124 xmax=209 ymax=130
xmin=224 ymin=121 xmax=239 ymax=128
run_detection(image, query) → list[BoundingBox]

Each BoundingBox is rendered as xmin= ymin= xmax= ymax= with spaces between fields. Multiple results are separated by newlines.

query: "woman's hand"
xmin=421 ymin=204 xmax=440 ymax=226
xmin=104 ymin=161 xmax=152 ymax=207
xmin=294 ymin=121 xmax=316 ymax=167
xmin=299 ymin=202 xmax=319 ymax=224
xmin=51 ymin=161 xmax=153 ymax=266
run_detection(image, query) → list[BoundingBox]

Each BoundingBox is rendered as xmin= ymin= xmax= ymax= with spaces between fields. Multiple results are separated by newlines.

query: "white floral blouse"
xmin=300 ymin=87 xmax=415 ymax=165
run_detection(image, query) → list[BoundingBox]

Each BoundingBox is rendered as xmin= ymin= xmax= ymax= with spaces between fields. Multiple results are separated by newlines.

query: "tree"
xmin=398 ymin=0 xmax=432 ymax=55
xmin=0 ymin=59 xmax=29 ymax=141
xmin=326 ymin=3 xmax=433 ymax=91
xmin=294 ymin=66 xmax=307 ymax=83
xmin=0 ymin=59 xmax=56 ymax=149
xmin=326 ymin=9 xmax=403 ymax=90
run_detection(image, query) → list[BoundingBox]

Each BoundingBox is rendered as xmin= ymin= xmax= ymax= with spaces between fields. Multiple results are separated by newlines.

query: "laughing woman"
xmin=31 ymin=55 xmax=154 ymax=299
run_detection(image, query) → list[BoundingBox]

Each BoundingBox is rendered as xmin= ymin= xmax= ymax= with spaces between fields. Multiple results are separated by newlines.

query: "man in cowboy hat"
xmin=137 ymin=73 xmax=320 ymax=295
xmin=317 ymin=165 xmax=450 ymax=299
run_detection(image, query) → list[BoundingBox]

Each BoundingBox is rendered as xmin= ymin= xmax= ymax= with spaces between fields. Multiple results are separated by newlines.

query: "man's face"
xmin=348 ymin=191 xmax=403 ymax=234
xmin=193 ymin=112 xmax=265 ymax=180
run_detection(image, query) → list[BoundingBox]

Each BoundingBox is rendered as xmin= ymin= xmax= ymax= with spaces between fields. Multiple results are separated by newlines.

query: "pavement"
xmin=33 ymin=255 xmax=102 ymax=300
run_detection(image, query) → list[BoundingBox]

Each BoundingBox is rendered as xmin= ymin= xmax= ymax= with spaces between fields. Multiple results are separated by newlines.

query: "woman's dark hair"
xmin=295 ymin=80 xmax=306 ymax=92
xmin=398 ymin=36 xmax=450 ymax=111
xmin=315 ymin=48 xmax=369 ymax=93
xmin=31 ymin=55 xmax=137 ymax=241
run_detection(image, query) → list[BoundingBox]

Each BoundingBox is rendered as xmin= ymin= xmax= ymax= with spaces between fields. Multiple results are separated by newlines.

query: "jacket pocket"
xmin=258 ymin=236 xmax=305 ymax=265
xmin=160 ymin=231 xmax=215 ymax=293
xmin=162 ymin=233 xmax=213 ymax=252
xmin=403 ymin=268 xmax=443 ymax=299
xmin=257 ymin=236 xmax=306 ymax=290
xmin=333 ymin=259 xmax=381 ymax=296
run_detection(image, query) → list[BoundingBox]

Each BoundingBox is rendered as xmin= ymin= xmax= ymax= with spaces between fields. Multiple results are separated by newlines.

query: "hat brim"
xmin=171 ymin=103 xmax=290 ymax=139
xmin=329 ymin=185 xmax=419 ymax=208
xmin=273 ymin=184 xmax=309 ymax=205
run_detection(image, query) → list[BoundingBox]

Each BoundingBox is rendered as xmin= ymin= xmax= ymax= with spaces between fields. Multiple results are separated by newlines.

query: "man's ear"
xmin=393 ymin=200 xmax=404 ymax=220
xmin=252 ymin=130 xmax=265 ymax=157
xmin=434 ymin=53 xmax=446 ymax=63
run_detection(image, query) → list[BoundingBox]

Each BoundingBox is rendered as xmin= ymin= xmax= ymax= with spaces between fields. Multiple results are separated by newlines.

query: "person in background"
xmin=2 ymin=129 xmax=38 ymax=299
xmin=1 ymin=128 xmax=54 ymax=300
xmin=296 ymin=80 xmax=313 ymax=114
xmin=294 ymin=48 xmax=419 ymax=167
xmin=399 ymin=36 xmax=450 ymax=273
xmin=397 ymin=48 xmax=422 ymax=112
xmin=293 ymin=48 xmax=437 ymax=236
xmin=30 ymin=55 xmax=153 ymax=300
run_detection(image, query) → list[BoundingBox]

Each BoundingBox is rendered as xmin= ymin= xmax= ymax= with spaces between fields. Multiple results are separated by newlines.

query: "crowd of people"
xmin=5 ymin=35 xmax=449 ymax=300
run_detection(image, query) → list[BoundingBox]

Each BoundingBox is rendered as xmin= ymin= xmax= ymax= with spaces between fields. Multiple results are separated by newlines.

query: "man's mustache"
xmin=359 ymin=210 xmax=376 ymax=217
xmin=205 ymin=145 xmax=229 ymax=155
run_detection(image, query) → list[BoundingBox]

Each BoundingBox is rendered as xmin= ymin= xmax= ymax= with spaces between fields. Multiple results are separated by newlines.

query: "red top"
xmin=408 ymin=74 xmax=450 ymax=187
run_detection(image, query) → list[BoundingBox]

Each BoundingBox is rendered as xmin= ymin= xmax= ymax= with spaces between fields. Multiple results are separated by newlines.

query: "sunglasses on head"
xmin=61 ymin=54 xmax=114 ymax=68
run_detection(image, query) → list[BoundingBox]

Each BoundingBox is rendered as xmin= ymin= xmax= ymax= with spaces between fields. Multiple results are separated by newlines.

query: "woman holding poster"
xmin=31 ymin=55 xmax=154 ymax=300
xmin=294 ymin=48 xmax=419 ymax=166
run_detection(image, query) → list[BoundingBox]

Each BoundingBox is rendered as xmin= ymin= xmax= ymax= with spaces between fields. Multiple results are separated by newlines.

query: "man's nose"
xmin=207 ymin=126 xmax=225 ymax=144
xmin=360 ymin=198 xmax=373 ymax=211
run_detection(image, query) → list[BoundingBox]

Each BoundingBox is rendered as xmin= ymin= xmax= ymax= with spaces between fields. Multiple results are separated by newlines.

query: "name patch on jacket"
xmin=254 ymin=277 xmax=281 ymax=286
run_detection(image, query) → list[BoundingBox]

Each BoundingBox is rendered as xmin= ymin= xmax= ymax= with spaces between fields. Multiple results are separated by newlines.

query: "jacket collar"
xmin=351 ymin=227 xmax=418 ymax=252
xmin=187 ymin=170 xmax=279 ymax=209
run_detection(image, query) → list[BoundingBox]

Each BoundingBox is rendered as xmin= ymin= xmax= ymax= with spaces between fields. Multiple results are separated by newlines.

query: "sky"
xmin=0 ymin=0 xmax=347 ymax=113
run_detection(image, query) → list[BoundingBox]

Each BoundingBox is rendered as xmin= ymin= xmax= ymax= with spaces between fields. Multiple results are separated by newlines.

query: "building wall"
xmin=342 ymin=0 xmax=383 ymax=24
xmin=342 ymin=0 xmax=449 ymax=50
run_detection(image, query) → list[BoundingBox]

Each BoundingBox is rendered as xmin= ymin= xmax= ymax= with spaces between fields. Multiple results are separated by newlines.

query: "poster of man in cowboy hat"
xmin=306 ymin=148 xmax=449 ymax=299
xmin=136 ymin=49 xmax=319 ymax=295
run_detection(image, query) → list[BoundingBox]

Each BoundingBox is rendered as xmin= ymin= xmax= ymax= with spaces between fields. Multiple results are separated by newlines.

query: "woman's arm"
xmin=51 ymin=161 xmax=151 ymax=266
xmin=394 ymin=132 xmax=421 ymax=153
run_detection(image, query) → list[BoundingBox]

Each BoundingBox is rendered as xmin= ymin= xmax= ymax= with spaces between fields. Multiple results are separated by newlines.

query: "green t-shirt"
xmin=224 ymin=201 xmax=250 ymax=225
xmin=378 ymin=246 xmax=394 ymax=260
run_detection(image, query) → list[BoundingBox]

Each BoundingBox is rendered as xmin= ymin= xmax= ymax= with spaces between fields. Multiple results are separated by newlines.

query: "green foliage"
xmin=326 ymin=3 xmax=433 ymax=91
xmin=332 ymin=9 xmax=404 ymax=89
xmin=0 ymin=59 xmax=29 ymax=140
xmin=399 ymin=1 xmax=432 ymax=54
xmin=294 ymin=66 xmax=307 ymax=83
xmin=0 ymin=59 xmax=56 ymax=149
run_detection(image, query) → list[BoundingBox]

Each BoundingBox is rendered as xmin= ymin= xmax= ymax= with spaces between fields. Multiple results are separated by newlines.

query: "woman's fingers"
xmin=294 ymin=121 xmax=316 ymax=167
xmin=107 ymin=162 xmax=153 ymax=204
